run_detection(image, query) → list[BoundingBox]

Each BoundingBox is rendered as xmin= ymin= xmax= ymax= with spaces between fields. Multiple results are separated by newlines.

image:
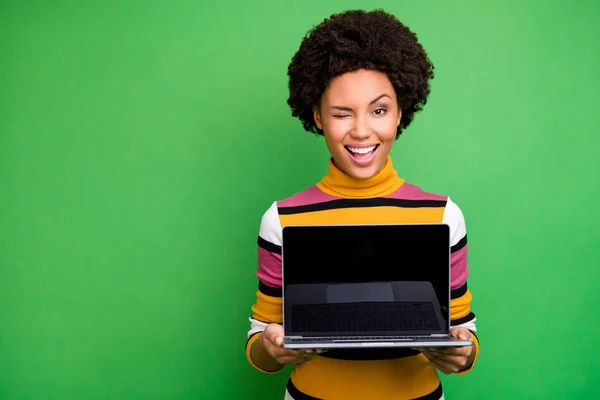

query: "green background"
xmin=1 ymin=0 xmax=599 ymax=399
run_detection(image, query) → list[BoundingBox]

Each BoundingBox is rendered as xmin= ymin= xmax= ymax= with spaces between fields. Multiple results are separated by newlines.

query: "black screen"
xmin=282 ymin=224 xmax=451 ymax=319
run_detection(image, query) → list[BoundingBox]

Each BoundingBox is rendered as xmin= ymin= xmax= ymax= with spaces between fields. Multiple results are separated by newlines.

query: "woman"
xmin=245 ymin=9 xmax=479 ymax=400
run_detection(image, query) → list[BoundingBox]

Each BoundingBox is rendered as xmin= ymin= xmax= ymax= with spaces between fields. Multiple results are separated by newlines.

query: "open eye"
xmin=373 ymin=108 xmax=387 ymax=116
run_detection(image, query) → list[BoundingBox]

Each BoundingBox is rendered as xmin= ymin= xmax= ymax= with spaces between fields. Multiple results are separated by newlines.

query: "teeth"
xmin=348 ymin=146 xmax=376 ymax=154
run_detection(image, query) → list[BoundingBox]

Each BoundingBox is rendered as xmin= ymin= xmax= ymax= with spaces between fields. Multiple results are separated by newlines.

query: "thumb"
xmin=450 ymin=327 xmax=471 ymax=340
xmin=264 ymin=324 xmax=284 ymax=347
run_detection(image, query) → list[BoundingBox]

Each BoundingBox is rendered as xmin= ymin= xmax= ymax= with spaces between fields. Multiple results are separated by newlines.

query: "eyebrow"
xmin=330 ymin=94 xmax=391 ymax=111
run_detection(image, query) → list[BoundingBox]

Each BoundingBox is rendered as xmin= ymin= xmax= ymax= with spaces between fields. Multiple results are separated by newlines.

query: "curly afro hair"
xmin=287 ymin=9 xmax=434 ymax=139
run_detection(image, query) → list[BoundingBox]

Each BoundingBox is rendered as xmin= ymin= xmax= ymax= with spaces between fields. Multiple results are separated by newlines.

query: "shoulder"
xmin=393 ymin=182 xmax=447 ymax=202
xmin=442 ymin=196 xmax=467 ymax=246
xmin=395 ymin=181 xmax=467 ymax=245
xmin=258 ymin=200 xmax=282 ymax=246
xmin=258 ymin=184 xmax=332 ymax=244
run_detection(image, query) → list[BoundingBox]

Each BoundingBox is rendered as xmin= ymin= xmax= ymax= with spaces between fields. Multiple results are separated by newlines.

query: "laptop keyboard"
xmin=291 ymin=302 xmax=441 ymax=332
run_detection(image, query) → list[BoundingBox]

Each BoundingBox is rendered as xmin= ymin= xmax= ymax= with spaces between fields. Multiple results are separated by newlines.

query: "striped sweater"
xmin=246 ymin=156 xmax=479 ymax=400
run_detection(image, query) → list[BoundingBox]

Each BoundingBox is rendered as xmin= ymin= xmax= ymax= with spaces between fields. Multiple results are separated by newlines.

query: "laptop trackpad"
xmin=326 ymin=283 xmax=394 ymax=303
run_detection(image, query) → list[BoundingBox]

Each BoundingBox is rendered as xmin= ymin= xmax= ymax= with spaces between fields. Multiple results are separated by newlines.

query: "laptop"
xmin=281 ymin=223 xmax=473 ymax=349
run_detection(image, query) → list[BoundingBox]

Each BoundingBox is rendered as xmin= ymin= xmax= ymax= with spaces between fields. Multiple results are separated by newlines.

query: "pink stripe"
xmin=256 ymin=247 xmax=282 ymax=288
xmin=387 ymin=183 xmax=447 ymax=201
xmin=450 ymin=245 xmax=469 ymax=289
xmin=277 ymin=185 xmax=339 ymax=207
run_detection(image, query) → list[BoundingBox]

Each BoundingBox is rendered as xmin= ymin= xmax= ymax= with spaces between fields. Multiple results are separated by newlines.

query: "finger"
xmin=274 ymin=347 xmax=326 ymax=364
xmin=263 ymin=324 xmax=286 ymax=347
xmin=271 ymin=346 xmax=319 ymax=359
xmin=278 ymin=353 xmax=316 ymax=365
xmin=302 ymin=349 xmax=329 ymax=357
xmin=271 ymin=348 xmax=308 ymax=358
xmin=269 ymin=345 xmax=328 ymax=360
xmin=423 ymin=346 xmax=468 ymax=356
xmin=299 ymin=348 xmax=328 ymax=354
xmin=449 ymin=327 xmax=472 ymax=341
xmin=426 ymin=349 xmax=466 ymax=364
xmin=425 ymin=352 xmax=459 ymax=374
xmin=414 ymin=347 xmax=463 ymax=358
xmin=427 ymin=351 xmax=468 ymax=373
xmin=419 ymin=351 xmax=452 ymax=374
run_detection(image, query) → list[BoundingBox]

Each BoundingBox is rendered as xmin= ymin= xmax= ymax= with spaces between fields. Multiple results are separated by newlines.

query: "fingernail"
xmin=275 ymin=337 xmax=283 ymax=346
xmin=428 ymin=348 xmax=436 ymax=352
xmin=305 ymin=350 xmax=312 ymax=353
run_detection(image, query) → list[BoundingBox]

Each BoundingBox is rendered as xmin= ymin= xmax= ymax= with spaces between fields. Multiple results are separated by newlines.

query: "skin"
xmin=413 ymin=327 xmax=476 ymax=374
xmin=251 ymin=69 xmax=475 ymax=373
xmin=314 ymin=69 xmax=400 ymax=180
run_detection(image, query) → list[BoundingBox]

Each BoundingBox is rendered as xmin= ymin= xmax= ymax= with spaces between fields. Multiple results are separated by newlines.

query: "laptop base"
xmin=284 ymin=336 xmax=473 ymax=349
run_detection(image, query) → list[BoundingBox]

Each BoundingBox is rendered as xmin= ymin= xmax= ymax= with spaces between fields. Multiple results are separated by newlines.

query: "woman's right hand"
xmin=261 ymin=323 xmax=325 ymax=365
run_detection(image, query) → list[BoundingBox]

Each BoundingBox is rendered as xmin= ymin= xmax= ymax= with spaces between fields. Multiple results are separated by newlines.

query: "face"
xmin=314 ymin=69 xmax=401 ymax=180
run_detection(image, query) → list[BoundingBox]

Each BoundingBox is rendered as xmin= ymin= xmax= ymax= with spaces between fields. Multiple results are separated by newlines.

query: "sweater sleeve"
xmin=245 ymin=201 xmax=285 ymax=374
xmin=443 ymin=197 xmax=480 ymax=374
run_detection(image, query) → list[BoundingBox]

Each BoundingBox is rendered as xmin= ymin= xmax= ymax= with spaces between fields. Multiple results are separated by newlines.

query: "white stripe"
xmin=453 ymin=316 xmax=477 ymax=332
xmin=247 ymin=317 xmax=268 ymax=339
xmin=452 ymin=318 xmax=477 ymax=332
xmin=442 ymin=196 xmax=466 ymax=247
xmin=258 ymin=201 xmax=282 ymax=246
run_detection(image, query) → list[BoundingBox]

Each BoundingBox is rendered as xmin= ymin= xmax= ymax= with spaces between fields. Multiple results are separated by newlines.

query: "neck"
xmin=317 ymin=156 xmax=404 ymax=198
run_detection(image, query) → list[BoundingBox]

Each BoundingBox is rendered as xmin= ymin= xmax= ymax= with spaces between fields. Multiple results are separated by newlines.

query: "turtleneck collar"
xmin=316 ymin=155 xmax=404 ymax=198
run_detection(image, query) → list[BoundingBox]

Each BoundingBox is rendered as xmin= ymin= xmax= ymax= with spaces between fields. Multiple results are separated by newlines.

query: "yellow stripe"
xmin=456 ymin=331 xmax=480 ymax=375
xmin=291 ymin=355 xmax=440 ymax=399
xmin=251 ymin=290 xmax=282 ymax=324
xmin=450 ymin=289 xmax=473 ymax=320
xmin=279 ymin=206 xmax=445 ymax=227
xmin=245 ymin=333 xmax=283 ymax=374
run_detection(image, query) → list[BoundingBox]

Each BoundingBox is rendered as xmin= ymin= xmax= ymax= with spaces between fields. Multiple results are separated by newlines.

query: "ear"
xmin=397 ymin=108 xmax=402 ymax=127
xmin=313 ymin=106 xmax=323 ymax=130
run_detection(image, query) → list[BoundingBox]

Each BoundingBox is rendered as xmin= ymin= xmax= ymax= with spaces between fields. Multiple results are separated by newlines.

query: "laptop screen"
xmin=282 ymin=224 xmax=451 ymax=333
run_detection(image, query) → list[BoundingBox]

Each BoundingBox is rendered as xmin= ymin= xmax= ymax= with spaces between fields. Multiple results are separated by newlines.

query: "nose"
xmin=350 ymin=116 xmax=371 ymax=139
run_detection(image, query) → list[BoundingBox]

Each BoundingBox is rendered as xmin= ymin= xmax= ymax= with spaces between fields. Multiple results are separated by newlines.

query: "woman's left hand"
xmin=414 ymin=327 xmax=476 ymax=374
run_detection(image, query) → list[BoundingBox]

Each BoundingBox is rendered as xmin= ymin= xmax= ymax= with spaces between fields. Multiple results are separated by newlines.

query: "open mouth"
xmin=345 ymin=144 xmax=380 ymax=163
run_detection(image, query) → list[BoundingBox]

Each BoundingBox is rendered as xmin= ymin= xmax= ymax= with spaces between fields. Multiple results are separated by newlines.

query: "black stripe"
xmin=451 ymin=282 xmax=468 ymax=299
xmin=286 ymin=379 xmax=442 ymax=400
xmin=278 ymin=198 xmax=447 ymax=215
xmin=257 ymin=236 xmax=281 ymax=254
xmin=451 ymin=234 xmax=467 ymax=253
xmin=452 ymin=311 xmax=476 ymax=326
xmin=245 ymin=331 xmax=260 ymax=349
xmin=286 ymin=379 xmax=322 ymax=400
xmin=258 ymin=281 xmax=282 ymax=297
xmin=412 ymin=383 xmax=443 ymax=400
xmin=470 ymin=329 xmax=479 ymax=343
xmin=320 ymin=347 xmax=420 ymax=361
